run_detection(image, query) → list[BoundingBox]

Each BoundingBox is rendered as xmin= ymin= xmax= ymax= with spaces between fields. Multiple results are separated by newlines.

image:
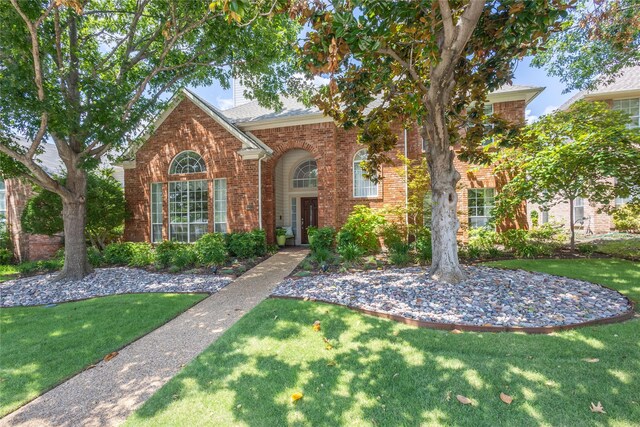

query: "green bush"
xmin=337 ymin=243 xmax=364 ymax=262
xmin=499 ymin=229 xmax=554 ymax=258
xmin=17 ymin=258 xmax=64 ymax=275
xmin=103 ymin=242 xmax=155 ymax=267
xmin=339 ymin=205 xmax=386 ymax=254
xmin=468 ymin=227 xmax=499 ymax=253
xmin=0 ymin=248 xmax=12 ymax=265
xmin=388 ymin=243 xmax=412 ymax=266
xmin=413 ymin=228 xmax=432 ymax=262
xmin=308 ymin=227 xmax=335 ymax=253
xmin=87 ymin=246 xmax=103 ymax=267
xmin=155 ymin=240 xmax=197 ymax=270
xmin=577 ymin=242 xmax=597 ymax=255
xmin=613 ymin=202 xmax=640 ymax=233
xmin=226 ymin=229 xmax=267 ymax=259
xmin=311 ymin=247 xmax=332 ymax=264
xmin=382 ymin=223 xmax=406 ymax=253
xmin=194 ymin=233 xmax=227 ymax=266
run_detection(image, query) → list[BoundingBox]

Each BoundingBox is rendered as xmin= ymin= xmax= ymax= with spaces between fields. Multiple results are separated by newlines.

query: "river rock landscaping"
xmin=272 ymin=266 xmax=633 ymax=328
xmin=0 ymin=267 xmax=232 ymax=307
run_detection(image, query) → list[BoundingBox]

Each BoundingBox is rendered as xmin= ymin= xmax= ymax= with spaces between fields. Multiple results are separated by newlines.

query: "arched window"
xmin=169 ymin=151 xmax=206 ymax=174
xmin=292 ymin=160 xmax=318 ymax=188
xmin=353 ymin=149 xmax=378 ymax=197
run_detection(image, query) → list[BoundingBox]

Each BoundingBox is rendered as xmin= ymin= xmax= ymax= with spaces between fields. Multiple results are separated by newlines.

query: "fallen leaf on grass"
xmin=326 ymin=360 xmax=337 ymax=367
xmin=313 ymin=321 xmax=321 ymax=332
xmin=500 ymin=392 xmax=513 ymax=404
xmin=291 ymin=392 xmax=304 ymax=403
xmin=323 ymin=337 xmax=333 ymax=350
xmin=103 ymin=352 xmax=118 ymax=362
xmin=582 ymin=358 xmax=599 ymax=363
xmin=456 ymin=395 xmax=473 ymax=405
xmin=590 ymin=402 xmax=605 ymax=413
xmin=450 ymin=329 xmax=463 ymax=334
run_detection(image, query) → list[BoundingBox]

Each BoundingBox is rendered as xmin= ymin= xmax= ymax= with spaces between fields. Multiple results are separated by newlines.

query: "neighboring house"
xmin=122 ymin=84 xmax=542 ymax=245
xmin=528 ymin=66 xmax=640 ymax=235
xmin=2 ymin=139 xmax=124 ymax=262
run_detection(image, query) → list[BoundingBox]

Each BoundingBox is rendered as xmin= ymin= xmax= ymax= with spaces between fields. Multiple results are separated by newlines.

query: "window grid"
xmin=150 ymin=183 xmax=163 ymax=243
xmin=353 ymin=149 xmax=379 ymax=198
xmin=612 ymin=98 xmax=640 ymax=129
xmin=169 ymin=151 xmax=206 ymax=174
xmin=573 ymin=197 xmax=585 ymax=223
xmin=214 ymin=179 xmax=227 ymax=233
xmin=292 ymin=160 xmax=318 ymax=188
xmin=169 ymin=180 xmax=208 ymax=243
xmin=468 ymin=188 xmax=495 ymax=228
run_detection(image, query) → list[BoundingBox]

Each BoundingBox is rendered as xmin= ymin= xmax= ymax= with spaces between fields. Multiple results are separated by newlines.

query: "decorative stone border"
xmin=270 ymin=296 xmax=635 ymax=334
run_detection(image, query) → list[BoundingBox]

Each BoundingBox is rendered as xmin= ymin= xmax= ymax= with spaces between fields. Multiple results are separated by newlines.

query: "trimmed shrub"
xmin=413 ymin=229 xmax=432 ymax=263
xmin=576 ymin=242 xmax=597 ymax=255
xmin=103 ymin=242 xmax=154 ymax=267
xmin=613 ymin=202 xmax=640 ymax=233
xmin=388 ymin=243 xmax=412 ymax=266
xmin=226 ymin=229 xmax=267 ymax=259
xmin=87 ymin=246 xmax=103 ymax=267
xmin=468 ymin=227 xmax=499 ymax=253
xmin=339 ymin=205 xmax=386 ymax=254
xmin=308 ymin=227 xmax=336 ymax=253
xmin=382 ymin=223 xmax=406 ymax=253
xmin=311 ymin=247 xmax=332 ymax=264
xmin=194 ymin=233 xmax=227 ymax=266
xmin=155 ymin=240 xmax=197 ymax=270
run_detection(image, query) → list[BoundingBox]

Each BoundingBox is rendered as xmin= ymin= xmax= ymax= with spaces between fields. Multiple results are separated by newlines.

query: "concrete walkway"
xmin=1 ymin=248 xmax=308 ymax=427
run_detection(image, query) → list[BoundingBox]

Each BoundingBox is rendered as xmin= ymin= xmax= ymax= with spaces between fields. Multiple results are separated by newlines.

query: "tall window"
xmin=292 ymin=160 xmax=318 ymax=188
xmin=468 ymin=188 xmax=495 ymax=228
xmin=0 ymin=180 xmax=6 ymax=218
xmin=169 ymin=151 xmax=206 ymax=174
xmin=169 ymin=180 xmax=208 ymax=242
xmin=353 ymin=149 xmax=379 ymax=198
xmin=573 ymin=197 xmax=585 ymax=223
xmin=151 ymin=183 xmax=163 ymax=243
xmin=540 ymin=209 xmax=549 ymax=225
xmin=291 ymin=198 xmax=297 ymax=237
xmin=214 ymin=179 xmax=227 ymax=233
xmin=612 ymin=98 xmax=640 ymax=129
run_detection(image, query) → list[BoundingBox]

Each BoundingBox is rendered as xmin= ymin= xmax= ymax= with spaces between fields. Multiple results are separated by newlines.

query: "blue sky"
xmin=190 ymin=56 xmax=578 ymax=122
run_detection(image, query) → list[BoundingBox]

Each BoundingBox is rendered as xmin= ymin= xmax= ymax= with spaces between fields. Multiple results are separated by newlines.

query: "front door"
xmin=300 ymin=197 xmax=318 ymax=244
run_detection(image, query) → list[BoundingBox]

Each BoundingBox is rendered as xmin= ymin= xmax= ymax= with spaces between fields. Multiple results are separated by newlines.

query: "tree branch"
xmin=377 ymin=48 xmax=428 ymax=94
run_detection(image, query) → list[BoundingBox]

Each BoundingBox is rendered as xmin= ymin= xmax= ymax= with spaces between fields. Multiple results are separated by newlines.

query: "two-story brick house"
xmin=122 ymin=84 xmax=542 ymax=245
xmin=527 ymin=66 xmax=640 ymax=234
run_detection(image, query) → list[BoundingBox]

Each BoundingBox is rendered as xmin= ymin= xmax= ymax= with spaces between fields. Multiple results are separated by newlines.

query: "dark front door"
xmin=300 ymin=197 xmax=318 ymax=244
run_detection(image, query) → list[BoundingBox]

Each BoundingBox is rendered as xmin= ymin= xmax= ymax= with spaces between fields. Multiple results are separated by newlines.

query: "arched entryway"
xmin=274 ymin=149 xmax=318 ymax=245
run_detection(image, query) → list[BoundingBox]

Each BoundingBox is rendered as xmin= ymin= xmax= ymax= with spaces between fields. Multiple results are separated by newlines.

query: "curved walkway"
xmin=0 ymin=248 xmax=308 ymax=427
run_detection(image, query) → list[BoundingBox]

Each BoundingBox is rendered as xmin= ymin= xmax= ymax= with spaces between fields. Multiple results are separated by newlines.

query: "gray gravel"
xmin=272 ymin=266 xmax=633 ymax=328
xmin=0 ymin=267 xmax=232 ymax=308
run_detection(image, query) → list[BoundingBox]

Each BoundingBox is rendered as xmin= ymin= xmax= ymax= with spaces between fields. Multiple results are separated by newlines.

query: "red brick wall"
xmin=124 ymin=98 xmax=529 ymax=244
xmin=5 ymin=179 xmax=63 ymax=262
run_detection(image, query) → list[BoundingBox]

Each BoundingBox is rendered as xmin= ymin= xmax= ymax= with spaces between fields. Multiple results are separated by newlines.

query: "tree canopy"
xmin=533 ymin=0 xmax=640 ymax=92
xmin=22 ymin=170 xmax=127 ymax=250
xmin=294 ymin=0 xmax=570 ymax=282
xmin=492 ymin=101 xmax=640 ymax=249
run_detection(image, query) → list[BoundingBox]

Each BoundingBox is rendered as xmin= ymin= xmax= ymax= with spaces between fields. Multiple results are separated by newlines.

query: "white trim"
xmin=236 ymin=114 xmax=334 ymax=131
xmin=487 ymin=87 xmax=544 ymax=105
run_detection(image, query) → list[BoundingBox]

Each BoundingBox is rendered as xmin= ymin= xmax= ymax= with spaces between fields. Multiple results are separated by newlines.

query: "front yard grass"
xmin=0 ymin=293 xmax=206 ymax=416
xmin=126 ymin=259 xmax=639 ymax=426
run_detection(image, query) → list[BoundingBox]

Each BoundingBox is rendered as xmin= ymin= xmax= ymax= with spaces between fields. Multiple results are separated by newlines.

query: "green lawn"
xmin=595 ymin=239 xmax=640 ymax=260
xmin=0 ymin=293 xmax=206 ymax=416
xmin=127 ymin=259 xmax=640 ymax=427
xmin=0 ymin=265 xmax=19 ymax=283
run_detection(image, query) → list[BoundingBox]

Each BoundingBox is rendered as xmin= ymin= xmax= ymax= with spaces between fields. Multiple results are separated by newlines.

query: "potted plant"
xmin=276 ymin=227 xmax=287 ymax=246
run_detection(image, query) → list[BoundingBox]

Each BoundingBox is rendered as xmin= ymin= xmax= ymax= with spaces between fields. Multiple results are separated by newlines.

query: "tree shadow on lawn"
xmin=130 ymin=298 xmax=640 ymax=427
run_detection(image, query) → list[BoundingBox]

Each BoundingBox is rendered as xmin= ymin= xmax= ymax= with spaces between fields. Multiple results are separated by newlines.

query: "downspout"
xmin=404 ymin=129 xmax=409 ymax=231
xmin=258 ymin=153 xmax=265 ymax=230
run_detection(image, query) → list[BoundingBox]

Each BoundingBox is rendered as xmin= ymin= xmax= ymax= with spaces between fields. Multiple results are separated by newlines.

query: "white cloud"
xmin=525 ymin=109 xmax=538 ymax=124
xmin=293 ymin=72 xmax=330 ymax=87
xmin=542 ymin=105 xmax=558 ymax=115
xmin=216 ymin=97 xmax=234 ymax=110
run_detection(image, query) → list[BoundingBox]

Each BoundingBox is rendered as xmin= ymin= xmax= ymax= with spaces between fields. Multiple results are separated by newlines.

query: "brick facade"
xmin=5 ymin=179 xmax=63 ymax=262
xmin=124 ymin=96 xmax=530 ymax=245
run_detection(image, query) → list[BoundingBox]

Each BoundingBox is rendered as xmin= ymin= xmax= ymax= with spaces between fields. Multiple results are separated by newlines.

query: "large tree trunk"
xmin=423 ymin=118 xmax=466 ymax=284
xmin=57 ymin=167 xmax=91 ymax=280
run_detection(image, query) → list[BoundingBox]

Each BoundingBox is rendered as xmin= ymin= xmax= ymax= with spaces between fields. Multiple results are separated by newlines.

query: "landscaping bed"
xmin=273 ymin=266 xmax=633 ymax=329
xmin=0 ymin=267 xmax=233 ymax=307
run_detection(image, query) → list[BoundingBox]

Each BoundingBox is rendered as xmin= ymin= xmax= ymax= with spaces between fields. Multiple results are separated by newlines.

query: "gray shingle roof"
xmin=222 ymin=84 xmax=543 ymax=123
xmin=560 ymin=66 xmax=640 ymax=110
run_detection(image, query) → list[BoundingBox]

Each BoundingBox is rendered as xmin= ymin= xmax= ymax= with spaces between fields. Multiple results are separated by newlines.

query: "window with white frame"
xmin=573 ymin=197 xmax=585 ymax=223
xmin=353 ymin=149 xmax=379 ymax=198
xmin=292 ymin=160 xmax=318 ymax=188
xmin=169 ymin=151 xmax=206 ymax=174
xmin=468 ymin=188 xmax=495 ymax=228
xmin=0 ymin=180 xmax=6 ymax=218
xmin=612 ymin=98 xmax=640 ymax=129
xmin=213 ymin=178 xmax=227 ymax=233
xmin=169 ymin=180 xmax=208 ymax=242
xmin=540 ymin=209 xmax=549 ymax=224
xmin=150 ymin=183 xmax=163 ymax=243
